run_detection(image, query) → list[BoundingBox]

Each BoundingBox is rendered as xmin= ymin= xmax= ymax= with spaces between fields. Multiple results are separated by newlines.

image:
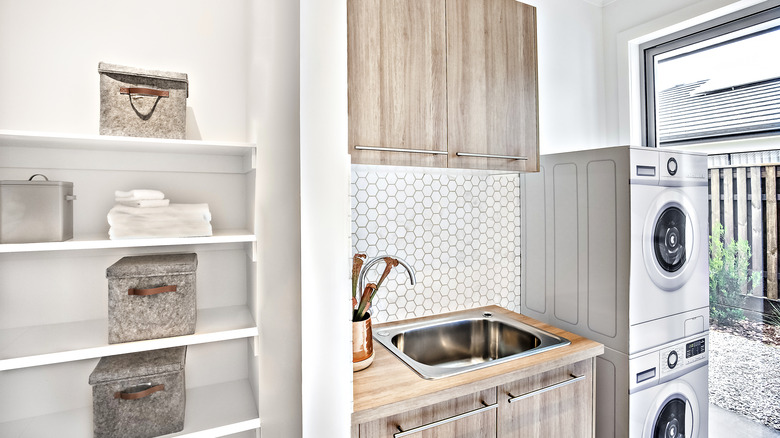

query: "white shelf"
xmin=0 ymin=379 xmax=261 ymax=438
xmin=0 ymin=305 xmax=258 ymax=371
xmin=0 ymin=229 xmax=256 ymax=254
xmin=0 ymin=130 xmax=257 ymax=173
xmin=0 ymin=130 xmax=255 ymax=156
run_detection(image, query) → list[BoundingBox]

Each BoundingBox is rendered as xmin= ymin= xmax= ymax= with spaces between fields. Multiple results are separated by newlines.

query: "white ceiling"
xmin=581 ymin=0 xmax=621 ymax=7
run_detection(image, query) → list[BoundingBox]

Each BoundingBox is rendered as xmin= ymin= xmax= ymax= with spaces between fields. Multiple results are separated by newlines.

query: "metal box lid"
xmin=88 ymin=347 xmax=186 ymax=385
xmin=0 ymin=174 xmax=72 ymax=187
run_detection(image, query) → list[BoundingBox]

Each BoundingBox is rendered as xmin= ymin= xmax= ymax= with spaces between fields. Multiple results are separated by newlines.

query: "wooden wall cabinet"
xmin=446 ymin=0 xmax=538 ymax=172
xmin=354 ymin=360 xmax=594 ymax=438
xmin=348 ymin=0 xmax=448 ymax=168
xmin=348 ymin=0 xmax=539 ymax=172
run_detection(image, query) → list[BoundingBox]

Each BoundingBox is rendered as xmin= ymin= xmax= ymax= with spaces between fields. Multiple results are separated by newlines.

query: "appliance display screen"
xmin=686 ymin=338 xmax=705 ymax=358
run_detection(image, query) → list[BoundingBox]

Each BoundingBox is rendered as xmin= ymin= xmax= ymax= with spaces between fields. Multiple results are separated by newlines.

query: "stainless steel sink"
xmin=373 ymin=309 xmax=570 ymax=380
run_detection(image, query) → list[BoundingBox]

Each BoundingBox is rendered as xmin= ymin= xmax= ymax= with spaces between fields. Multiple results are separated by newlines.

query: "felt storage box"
xmin=0 ymin=174 xmax=75 ymax=243
xmin=98 ymin=62 xmax=188 ymax=139
xmin=107 ymin=253 xmax=197 ymax=344
xmin=89 ymin=347 xmax=187 ymax=438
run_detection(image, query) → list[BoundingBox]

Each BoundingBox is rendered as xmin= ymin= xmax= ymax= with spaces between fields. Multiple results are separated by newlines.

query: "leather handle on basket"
xmin=114 ymin=384 xmax=165 ymax=400
xmin=119 ymin=87 xmax=169 ymax=98
xmin=128 ymin=285 xmax=177 ymax=296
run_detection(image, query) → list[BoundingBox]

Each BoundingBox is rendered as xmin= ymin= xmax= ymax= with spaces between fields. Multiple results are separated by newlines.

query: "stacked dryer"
xmin=521 ymin=146 xmax=710 ymax=437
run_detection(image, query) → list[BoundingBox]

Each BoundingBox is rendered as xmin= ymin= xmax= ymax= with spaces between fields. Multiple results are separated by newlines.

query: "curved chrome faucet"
xmin=358 ymin=255 xmax=417 ymax=296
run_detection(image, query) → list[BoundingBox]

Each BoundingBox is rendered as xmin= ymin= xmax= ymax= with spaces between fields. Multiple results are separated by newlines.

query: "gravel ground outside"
xmin=709 ymin=328 xmax=780 ymax=430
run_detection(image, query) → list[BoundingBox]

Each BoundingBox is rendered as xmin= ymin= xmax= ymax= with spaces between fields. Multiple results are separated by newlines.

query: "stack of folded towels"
xmin=108 ymin=190 xmax=213 ymax=239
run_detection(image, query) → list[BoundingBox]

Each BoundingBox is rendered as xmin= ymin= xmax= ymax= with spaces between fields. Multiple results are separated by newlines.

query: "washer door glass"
xmin=653 ymin=398 xmax=689 ymax=438
xmin=653 ymin=207 xmax=688 ymax=273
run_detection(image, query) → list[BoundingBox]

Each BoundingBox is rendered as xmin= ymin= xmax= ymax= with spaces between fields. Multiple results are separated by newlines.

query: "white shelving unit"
xmin=0 ymin=131 xmax=261 ymax=437
xmin=0 ymin=379 xmax=261 ymax=438
xmin=0 ymin=305 xmax=258 ymax=371
xmin=0 ymin=230 xmax=256 ymax=254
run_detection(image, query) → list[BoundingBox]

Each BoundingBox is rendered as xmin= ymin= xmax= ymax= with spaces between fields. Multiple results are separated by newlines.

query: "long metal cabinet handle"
xmin=394 ymin=401 xmax=498 ymax=437
xmin=507 ymin=374 xmax=585 ymax=403
xmin=455 ymin=152 xmax=528 ymax=160
xmin=354 ymin=145 xmax=448 ymax=155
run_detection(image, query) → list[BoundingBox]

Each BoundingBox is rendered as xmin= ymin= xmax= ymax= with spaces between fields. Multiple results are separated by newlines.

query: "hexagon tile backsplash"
xmin=351 ymin=165 xmax=521 ymax=324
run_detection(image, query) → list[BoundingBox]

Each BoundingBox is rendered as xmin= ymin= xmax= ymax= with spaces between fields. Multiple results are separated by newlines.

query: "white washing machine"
xmin=629 ymin=333 xmax=709 ymax=438
xmin=520 ymin=146 xmax=710 ymax=437
xmin=629 ymin=148 xmax=710 ymax=354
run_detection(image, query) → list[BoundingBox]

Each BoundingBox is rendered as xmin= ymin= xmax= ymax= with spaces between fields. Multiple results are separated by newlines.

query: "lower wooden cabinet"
xmin=497 ymin=359 xmax=594 ymax=437
xmin=354 ymin=359 xmax=594 ymax=438
xmin=359 ymin=388 xmax=497 ymax=438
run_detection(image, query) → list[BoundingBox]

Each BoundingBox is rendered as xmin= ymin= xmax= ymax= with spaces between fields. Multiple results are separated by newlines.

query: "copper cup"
xmin=352 ymin=314 xmax=374 ymax=371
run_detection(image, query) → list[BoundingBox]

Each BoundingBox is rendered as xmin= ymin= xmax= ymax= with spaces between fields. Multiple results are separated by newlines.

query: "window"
xmin=641 ymin=3 xmax=780 ymax=147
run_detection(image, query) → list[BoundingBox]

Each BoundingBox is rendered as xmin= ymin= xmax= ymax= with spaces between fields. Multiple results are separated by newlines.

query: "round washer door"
xmin=643 ymin=380 xmax=701 ymax=438
xmin=643 ymin=189 xmax=701 ymax=291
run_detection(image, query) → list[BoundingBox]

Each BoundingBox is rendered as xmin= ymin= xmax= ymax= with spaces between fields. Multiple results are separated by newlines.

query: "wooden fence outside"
xmin=709 ymin=164 xmax=779 ymax=303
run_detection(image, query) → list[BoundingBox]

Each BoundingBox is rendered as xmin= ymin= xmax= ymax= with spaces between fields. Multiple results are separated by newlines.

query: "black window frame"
xmin=640 ymin=1 xmax=780 ymax=148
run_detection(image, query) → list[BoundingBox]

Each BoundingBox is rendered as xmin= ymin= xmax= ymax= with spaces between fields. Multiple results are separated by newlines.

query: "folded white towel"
xmin=107 ymin=203 xmax=212 ymax=224
xmin=109 ymin=222 xmax=213 ymax=239
xmin=118 ymin=199 xmax=170 ymax=208
xmin=107 ymin=203 xmax=213 ymax=240
xmin=115 ymin=189 xmax=166 ymax=201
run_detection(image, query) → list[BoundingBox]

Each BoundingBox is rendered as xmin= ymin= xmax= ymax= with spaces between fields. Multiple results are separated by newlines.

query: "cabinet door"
xmin=359 ymin=388 xmax=497 ymax=438
xmin=348 ymin=0 xmax=448 ymax=167
xmin=446 ymin=0 xmax=539 ymax=172
xmin=497 ymin=359 xmax=594 ymax=437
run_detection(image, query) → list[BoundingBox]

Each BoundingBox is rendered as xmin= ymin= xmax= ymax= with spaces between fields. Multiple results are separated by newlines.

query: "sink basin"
xmin=373 ymin=309 xmax=570 ymax=379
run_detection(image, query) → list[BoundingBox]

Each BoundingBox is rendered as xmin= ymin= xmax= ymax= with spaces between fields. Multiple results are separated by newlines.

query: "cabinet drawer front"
xmin=360 ymin=388 xmax=497 ymax=438
xmin=498 ymin=360 xmax=593 ymax=437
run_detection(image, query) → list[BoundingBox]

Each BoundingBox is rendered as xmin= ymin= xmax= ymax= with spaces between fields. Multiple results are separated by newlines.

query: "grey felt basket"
xmin=107 ymin=253 xmax=197 ymax=344
xmin=98 ymin=62 xmax=188 ymax=139
xmin=89 ymin=347 xmax=186 ymax=438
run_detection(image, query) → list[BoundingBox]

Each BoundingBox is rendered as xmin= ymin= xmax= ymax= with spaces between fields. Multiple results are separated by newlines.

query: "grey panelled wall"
xmin=587 ymin=160 xmax=618 ymax=338
xmin=351 ymin=166 xmax=521 ymax=323
xmin=521 ymin=146 xmax=631 ymax=354
xmin=552 ymin=163 xmax=579 ymax=325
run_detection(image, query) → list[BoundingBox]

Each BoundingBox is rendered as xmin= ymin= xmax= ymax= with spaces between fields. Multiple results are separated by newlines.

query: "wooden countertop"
xmin=352 ymin=305 xmax=604 ymax=424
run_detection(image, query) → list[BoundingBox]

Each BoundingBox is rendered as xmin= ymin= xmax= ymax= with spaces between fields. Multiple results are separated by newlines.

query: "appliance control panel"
xmin=629 ymin=332 xmax=709 ymax=393
xmin=658 ymin=150 xmax=708 ymax=184
xmin=660 ymin=336 xmax=707 ymax=378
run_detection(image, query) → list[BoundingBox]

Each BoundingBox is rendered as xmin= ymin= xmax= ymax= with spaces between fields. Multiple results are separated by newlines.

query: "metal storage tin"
xmin=106 ymin=253 xmax=197 ymax=344
xmin=89 ymin=347 xmax=186 ymax=438
xmin=98 ymin=62 xmax=188 ymax=139
xmin=0 ymin=174 xmax=75 ymax=243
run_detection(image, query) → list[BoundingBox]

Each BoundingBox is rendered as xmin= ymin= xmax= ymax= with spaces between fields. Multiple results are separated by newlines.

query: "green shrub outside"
xmin=709 ymin=223 xmax=761 ymax=325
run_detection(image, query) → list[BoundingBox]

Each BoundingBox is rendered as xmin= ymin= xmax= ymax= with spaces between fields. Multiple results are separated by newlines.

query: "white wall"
xmin=525 ymin=0 xmax=608 ymax=154
xmin=530 ymin=0 xmax=771 ymax=151
xmin=602 ymin=0 xmax=768 ymax=146
xmin=300 ymin=0 xmax=353 ymax=436
xmin=0 ymin=0 xmax=248 ymax=142
xmin=247 ymin=0 xmax=304 ymax=437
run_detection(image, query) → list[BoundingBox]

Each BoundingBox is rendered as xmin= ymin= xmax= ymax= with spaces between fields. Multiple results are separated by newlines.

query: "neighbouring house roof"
xmin=657 ymin=77 xmax=780 ymax=144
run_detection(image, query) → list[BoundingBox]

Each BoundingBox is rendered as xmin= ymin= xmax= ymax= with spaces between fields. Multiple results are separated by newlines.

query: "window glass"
xmin=642 ymin=7 xmax=780 ymax=147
